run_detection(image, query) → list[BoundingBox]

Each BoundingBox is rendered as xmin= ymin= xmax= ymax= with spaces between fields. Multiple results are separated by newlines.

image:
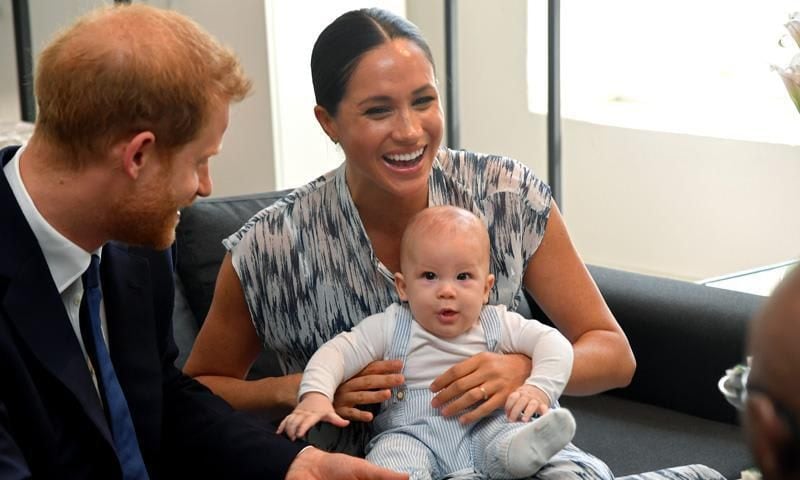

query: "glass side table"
xmin=702 ymin=259 xmax=798 ymax=297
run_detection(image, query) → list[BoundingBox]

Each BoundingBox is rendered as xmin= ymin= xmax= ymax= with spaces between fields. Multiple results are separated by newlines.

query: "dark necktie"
xmin=80 ymin=254 xmax=149 ymax=480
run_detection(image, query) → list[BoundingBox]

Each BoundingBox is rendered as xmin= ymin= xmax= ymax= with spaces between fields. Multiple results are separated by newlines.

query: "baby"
xmin=279 ymin=205 xmax=576 ymax=479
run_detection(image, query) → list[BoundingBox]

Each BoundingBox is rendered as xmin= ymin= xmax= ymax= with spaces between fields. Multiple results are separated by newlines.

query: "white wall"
xmin=0 ymin=1 xmax=21 ymax=122
xmin=565 ymin=121 xmax=800 ymax=280
xmin=1 ymin=0 xmax=110 ymax=123
xmin=0 ymin=0 xmax=276 ymax=196
xmin=165 ymin=0 xmax=276 ymax=196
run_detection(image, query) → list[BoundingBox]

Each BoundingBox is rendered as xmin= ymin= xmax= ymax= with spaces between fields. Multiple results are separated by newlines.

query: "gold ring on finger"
xmin=479 ymin=386 xmax=488 ymax=401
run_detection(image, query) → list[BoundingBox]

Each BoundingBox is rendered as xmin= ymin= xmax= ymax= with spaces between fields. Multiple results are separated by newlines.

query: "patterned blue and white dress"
xmin=224 ymin=148 xmax=722 ymax=479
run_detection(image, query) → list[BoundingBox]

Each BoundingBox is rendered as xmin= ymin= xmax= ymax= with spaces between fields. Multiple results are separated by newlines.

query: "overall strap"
xmin=386 ymin=303 xmax=414 ymax=365
xmin=478 ymin=306 xmax=502 ymax=353
xmin=384 ymin=304 xmax=414 ymax=404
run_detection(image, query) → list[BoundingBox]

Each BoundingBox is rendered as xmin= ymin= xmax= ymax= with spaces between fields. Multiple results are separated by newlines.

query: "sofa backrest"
xmin=525 ymin=267 xmax=762 ymax=424
xmin=175 ymin=190 xmax=292 ymax=328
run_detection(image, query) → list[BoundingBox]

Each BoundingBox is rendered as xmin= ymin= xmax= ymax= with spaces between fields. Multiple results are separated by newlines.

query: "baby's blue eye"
xmin=457 ymin=272 xmax=471 ymax=280
xmin=423 ymin=272 xmax=436 ymax=280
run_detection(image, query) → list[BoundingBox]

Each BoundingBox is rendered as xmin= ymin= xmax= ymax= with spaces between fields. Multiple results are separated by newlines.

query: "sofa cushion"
xmin=562 ymin=394 xmax=751 ymax=479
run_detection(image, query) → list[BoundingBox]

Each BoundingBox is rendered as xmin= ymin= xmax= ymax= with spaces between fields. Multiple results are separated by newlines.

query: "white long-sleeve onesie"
xmin=299 ymin=303 xmax=573 ymax=405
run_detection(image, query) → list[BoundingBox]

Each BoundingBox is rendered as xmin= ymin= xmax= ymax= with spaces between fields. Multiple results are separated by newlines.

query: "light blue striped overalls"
xmin=366 ymin=305 xmax=542 ymax=479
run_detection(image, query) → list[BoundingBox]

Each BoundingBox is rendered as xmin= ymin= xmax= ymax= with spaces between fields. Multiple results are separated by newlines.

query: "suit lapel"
xmin=0 ymin=147 xmax=114 ymax=445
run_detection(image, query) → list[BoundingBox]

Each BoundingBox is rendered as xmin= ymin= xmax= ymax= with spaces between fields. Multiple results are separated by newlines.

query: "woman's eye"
xmin=457 ymin=272 xmax=471 ymax=280
xmin=365 ymin=106 xmax=391 ymax=116
xmin=423 ymin=272 xmax=436 ymax=280
xmin=413 ymin=96 xmax=435 ymax=107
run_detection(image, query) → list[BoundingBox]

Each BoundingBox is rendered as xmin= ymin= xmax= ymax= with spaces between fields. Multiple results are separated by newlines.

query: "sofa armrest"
xmin=525 ymin=265 xmax=763 ymax=424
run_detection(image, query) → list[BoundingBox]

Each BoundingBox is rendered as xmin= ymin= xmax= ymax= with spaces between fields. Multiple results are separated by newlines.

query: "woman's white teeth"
xmin=385 ymin=147 xmax=424 ymax=162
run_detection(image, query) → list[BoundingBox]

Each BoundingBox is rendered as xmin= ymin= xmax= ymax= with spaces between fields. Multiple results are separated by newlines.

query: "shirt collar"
xmin=4 ymin=144 xmax=99 ymax=293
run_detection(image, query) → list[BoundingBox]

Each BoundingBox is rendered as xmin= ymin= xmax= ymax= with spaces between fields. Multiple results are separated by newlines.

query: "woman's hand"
xmin=504 ymin=384 xmax=550 ymax=423
xmin=332 ymin=360 xmax=405 ymax=422
xmin=429 ymin=352 xmax=531 ymax=424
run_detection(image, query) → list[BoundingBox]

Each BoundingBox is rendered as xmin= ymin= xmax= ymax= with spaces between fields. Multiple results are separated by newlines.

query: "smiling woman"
xmin=312 ymin=37 xmax=443 ymax=237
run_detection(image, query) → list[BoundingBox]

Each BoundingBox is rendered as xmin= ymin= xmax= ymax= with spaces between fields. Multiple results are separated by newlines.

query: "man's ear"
xmin=314 ymin=105 xmax=339 ymax=144
xmin=119 ymin=131 xmax=157 ymax=180
xmin=746 ymin=393 xmax=792 ymax=479
xmin=394 ymin=272 xmax=409 ymax=301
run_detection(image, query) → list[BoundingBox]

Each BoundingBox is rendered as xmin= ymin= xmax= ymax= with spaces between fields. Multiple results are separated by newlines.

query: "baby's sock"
xmin=504 ymin=408 xmax=576 ymax=477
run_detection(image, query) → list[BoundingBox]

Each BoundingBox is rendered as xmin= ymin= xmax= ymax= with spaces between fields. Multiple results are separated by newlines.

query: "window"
xmin=527 ymin=0 xmax=800 ymax=145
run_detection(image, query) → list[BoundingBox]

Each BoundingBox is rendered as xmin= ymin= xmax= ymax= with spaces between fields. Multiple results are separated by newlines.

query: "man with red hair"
xmin=0 ymin=4 xmax=405 ymax=479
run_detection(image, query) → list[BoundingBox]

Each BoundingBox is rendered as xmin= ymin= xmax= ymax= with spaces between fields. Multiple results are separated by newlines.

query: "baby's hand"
xmin=504 ymin=384 xmax=550 ymax=423
xmin=277 ymin=392 xmax=350 ymax=440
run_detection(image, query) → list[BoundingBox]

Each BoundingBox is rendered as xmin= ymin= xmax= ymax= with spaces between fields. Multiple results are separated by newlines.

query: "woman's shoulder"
xmin=223 ymin=167 xmax=342 ymax=250
xmin=438 ymin=146 xmax=523 ymax=169
xmin=436 ymin=147 xmax=551 ymax=201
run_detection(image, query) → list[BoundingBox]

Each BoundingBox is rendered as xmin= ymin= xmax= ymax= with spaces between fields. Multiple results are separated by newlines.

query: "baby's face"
xmin=395 ymin=231 xmax=494 ymax=339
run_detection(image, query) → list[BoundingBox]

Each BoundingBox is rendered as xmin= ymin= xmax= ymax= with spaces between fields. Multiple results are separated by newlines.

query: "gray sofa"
xmin=172 ymin=191 xmax=762 ymax=479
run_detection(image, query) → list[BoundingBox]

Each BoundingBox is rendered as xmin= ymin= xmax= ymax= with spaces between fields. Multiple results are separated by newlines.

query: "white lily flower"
xmin=787 ymin=12 xmax=800 ymax=49
xmin=772 ymin=53 xmax=800 ymax=114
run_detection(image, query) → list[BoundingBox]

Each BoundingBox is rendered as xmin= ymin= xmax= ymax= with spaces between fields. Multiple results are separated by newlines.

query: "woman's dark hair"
xmin=311 ymin=8 xmax=435 ymax=116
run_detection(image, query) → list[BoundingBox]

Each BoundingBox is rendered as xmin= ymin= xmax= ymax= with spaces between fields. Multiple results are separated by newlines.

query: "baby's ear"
xmin=394 ymin=272 xmax=409 ymax=301
xmin=483 ymin=274 xmax=496 ymax=302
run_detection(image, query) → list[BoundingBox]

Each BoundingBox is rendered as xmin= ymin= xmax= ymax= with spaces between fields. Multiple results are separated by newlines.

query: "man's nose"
xmin=197 ymin=164 xmax=213 ymax=198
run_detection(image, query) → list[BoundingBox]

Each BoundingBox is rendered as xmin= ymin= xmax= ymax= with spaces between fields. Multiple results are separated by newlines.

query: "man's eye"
xmin=423 ymin=272 xmax=436 ymax=280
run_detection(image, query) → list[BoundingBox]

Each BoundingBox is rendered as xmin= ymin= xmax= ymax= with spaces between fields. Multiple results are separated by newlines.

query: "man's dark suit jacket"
xmin=0 ymin=146 xmax=304 ymax=479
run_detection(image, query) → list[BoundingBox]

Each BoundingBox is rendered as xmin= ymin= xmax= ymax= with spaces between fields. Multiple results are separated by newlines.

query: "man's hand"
xmin=429 ymin=352 xmax=531 ymax=424
xmin=504 ymin=384 xmax=550 ymax=422
xmin=286 ymin=447 xmax=409 ymax=480
xmin=333 ymin=360 xmax=404 ymax=422
xmin=277 ymin=392 xmax=348 ymax=440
